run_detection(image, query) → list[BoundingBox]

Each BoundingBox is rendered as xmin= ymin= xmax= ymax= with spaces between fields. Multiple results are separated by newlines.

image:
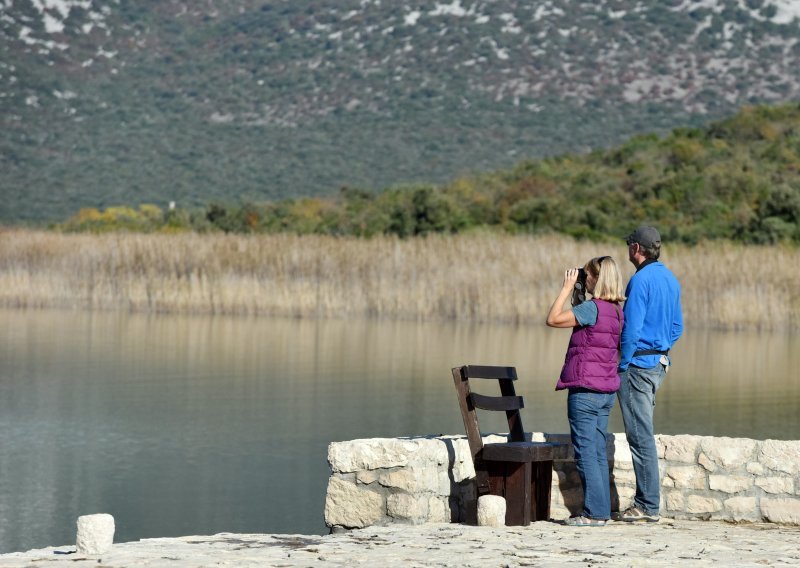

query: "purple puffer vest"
xmin=556 ymin=299 xmax=623 ymax=393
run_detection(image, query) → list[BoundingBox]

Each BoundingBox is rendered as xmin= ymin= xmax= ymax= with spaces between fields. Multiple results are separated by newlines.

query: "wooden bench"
xmin=452 ymin=364 xmax=568 ymax=526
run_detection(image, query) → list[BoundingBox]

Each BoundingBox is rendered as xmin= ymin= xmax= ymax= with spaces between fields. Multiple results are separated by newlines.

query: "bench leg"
xmin=486 ymin=461 xmax=532 ymax=526
xmin=531 ymin=460 xmax=554 ymax=521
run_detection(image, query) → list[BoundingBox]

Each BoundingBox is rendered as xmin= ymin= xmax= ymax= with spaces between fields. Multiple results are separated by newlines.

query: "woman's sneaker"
xmin=612 ymin=506 xmax=659 ymax=522
xmin=565 ymin=515 xmax=607 ymax=527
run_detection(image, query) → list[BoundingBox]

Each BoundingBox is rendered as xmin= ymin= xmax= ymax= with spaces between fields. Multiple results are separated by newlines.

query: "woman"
xmin=546 ymin=256 xmax=625 ymax=526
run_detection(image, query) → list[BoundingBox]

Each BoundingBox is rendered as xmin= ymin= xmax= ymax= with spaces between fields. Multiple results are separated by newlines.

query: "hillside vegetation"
xmin=59 ymin=103 xmax=800 ymax=244
xmin=3 ymin=0 xmax=800 ymax=222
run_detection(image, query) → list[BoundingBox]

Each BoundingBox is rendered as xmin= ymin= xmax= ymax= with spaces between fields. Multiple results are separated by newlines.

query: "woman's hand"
xmin=562 ymin=268 xmax=580 ymax=290
xmin=546 ymin=267 xmax=580 ymax=328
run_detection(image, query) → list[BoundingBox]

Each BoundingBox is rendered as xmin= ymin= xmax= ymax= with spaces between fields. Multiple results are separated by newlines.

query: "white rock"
xmin=700 ymin=437 xmax=757 ymax=468
xmin=610 ymin=436 xmax=632 ymax=464
xmin=724 ymin=496 xmax=758 ymax=522
xmin=324 ymin=477 xmax=385 ymax=528
xmin=686 ymin=495 xmax=722 ymax=514
xmin=698 ymin=453 xmax=717 ymax=472
xmin=612 ymin=467 xmax=637 ymax=484
xmin=665 ymin=491 xmax=685 ymax=511
xmin=328 ymin=439 xmax=415 ymax=472
xmin=379 ymin=465 xmax=439 ymax=493
xmin=759 ymin=440 xmax=800 ymax=475
xmin=356 ymin=470 xmax=379 ymax=484
xmin=756 ymin=476 xmax=794 ymax=495
xmin=477 ymin=495 xmax=506 ymax=527
xmin=708 ymin=475 xmax=752 ymax=494
xmin=663 ymin=435 xmax=702 ymax=463
xmin=387 ymin=493 xmax=428 ymax=522
xmin=451 ymin=456 xmax=476 ymax=483
xmin=615 ymin=485 xmax=636 ymax=501
xmin=428 ymin=496 xmax=451 ymax=523
xmin=549 ymin=503 xmax=570 ymax=520
xmin=76 ymin=514 xmax=114 ymax=555
xmin=761 ymin=498 xmax=800 ymax=525
xmin=665 ymin=465 xmax=706 ymax=489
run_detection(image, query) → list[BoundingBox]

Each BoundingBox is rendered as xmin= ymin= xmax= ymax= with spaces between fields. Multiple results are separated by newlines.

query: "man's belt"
xmin=633 ymin=349 xmax=669 ymax=357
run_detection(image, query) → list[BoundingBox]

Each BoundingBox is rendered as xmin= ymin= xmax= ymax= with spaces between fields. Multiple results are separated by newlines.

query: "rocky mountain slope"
xmin=2 ymin=0 xmax=799 ymax=222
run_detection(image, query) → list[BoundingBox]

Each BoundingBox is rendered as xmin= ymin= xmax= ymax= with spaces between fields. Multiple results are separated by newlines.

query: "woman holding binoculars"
xmin=546 ymin=255 xmax=625 ymax=527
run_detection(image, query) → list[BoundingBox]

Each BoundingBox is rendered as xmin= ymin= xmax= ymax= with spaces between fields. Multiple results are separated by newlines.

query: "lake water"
xmin=1 ymin=308 xmax=798 ymax=553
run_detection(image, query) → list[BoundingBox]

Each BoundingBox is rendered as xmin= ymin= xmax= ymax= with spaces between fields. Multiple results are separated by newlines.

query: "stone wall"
xmin=324 ymin=433 xmax=800 ymax=529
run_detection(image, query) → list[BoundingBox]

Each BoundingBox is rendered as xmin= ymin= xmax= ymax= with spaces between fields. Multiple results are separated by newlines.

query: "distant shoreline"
xmin=0 ymin=230 xmax=797 ymax=331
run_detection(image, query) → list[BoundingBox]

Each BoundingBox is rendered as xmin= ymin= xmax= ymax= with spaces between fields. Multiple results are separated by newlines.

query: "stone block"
xmin=662 ymin=435 xmax=702 ymax=463
xmin=665 ymin=465 xmax=706 ymax=489
xmin=655 ymin=435 xmax=667 ymax=459
xmin=701 ymin=437 xmax=756 ymax=469
xmin=708 ymin=475 xmax=752 ymax=494
xmin=761 ymin=498 xmax=800 ymax=525
xmin=686 ymin=495 xmax=722 ymax=514
xmin=665 ymin=491 xmax=685 ymax=512
xmin=759 ymin=440 xmax=800 ymax=475
xmin=756 ymin=476 xmax=794 ymax=495
xmin=477 ymin=495 xmax=506 ymax=527
xmin=698 ymin=453 xmax=717 ymax=472
xmin=379 ymin=465 xmax=439 ymax=493
xmin=387 ymin=493 xmax=428 ymax=523
xmin=324 ymin=476 xmax=385 ymax=528
xmin=356 ymin=470 xmax=379 ymax=484
xmin=610 ymin=437 xmax=632 ymax=464
xmin=428 ymin=496 xmax=450 ymax=523
xmin=328 ymin=439 xmax=413 ymax=472
xmin=723 ymin=496 xmax=758 ymax=522
xmin=614 ymin=484 xmax=635 ymax=510
xmin=76 ymin=514 xmax=114 ymax=555
xmin=611 ymin=467 xmax=637 ymax=484
xmin=615 ymin=484 xmax=636 ymax=499
xmin=549 ymin=503 xmax=570 ymax=521
xmin=451 ymin=456 xmax=475 ymax=483
xmin=746 ymin=462 xmax=765 ymax=475
xmin=437 ymin=470 xmax=452 ymax=496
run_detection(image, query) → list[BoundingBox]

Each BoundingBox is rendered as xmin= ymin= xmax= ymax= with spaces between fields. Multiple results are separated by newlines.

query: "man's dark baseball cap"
xmin=625 ymin=226 xmax=661 ymax=248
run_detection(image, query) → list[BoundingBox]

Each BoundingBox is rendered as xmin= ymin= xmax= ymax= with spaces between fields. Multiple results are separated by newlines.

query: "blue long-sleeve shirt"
xmin=618 ymin=260 xmax=683 ymax=371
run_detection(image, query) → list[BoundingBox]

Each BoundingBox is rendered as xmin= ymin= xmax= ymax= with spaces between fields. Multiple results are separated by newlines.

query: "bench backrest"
xmin=451 ymin=364 xmax=526 ymax=464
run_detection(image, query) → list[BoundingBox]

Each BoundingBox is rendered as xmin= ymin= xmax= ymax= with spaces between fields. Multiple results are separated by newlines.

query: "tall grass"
xmin=0 ymin=230 xmax=797 ymax=330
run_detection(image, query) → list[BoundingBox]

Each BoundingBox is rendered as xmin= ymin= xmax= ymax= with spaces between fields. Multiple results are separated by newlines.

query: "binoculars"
xmin=571 ymin=268 xmax=587 ymax=306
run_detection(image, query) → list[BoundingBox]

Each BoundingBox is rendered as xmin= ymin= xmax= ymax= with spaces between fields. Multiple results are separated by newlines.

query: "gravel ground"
xmin=2 ymin=519 xmax=799 ymax=567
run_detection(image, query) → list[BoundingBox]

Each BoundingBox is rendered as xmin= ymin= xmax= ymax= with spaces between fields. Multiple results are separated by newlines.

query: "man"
xmin=614 ymin=226 xmax=683 ymax=523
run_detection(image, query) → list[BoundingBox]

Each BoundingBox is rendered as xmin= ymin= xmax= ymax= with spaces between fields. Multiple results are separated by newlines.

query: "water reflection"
xmin=0 ymin=309 xmax=798 ymax=553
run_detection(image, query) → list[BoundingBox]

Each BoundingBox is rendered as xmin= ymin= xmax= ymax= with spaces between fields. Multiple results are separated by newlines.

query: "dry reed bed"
xmin=0 ymin=230 xmax=797 ymax=330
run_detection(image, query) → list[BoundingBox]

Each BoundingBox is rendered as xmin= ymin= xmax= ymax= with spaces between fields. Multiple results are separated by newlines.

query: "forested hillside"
xmin=2 ymin=0 xmax=800 ymax=223
xmin=60 ymin=103 xmax=800 ymax=244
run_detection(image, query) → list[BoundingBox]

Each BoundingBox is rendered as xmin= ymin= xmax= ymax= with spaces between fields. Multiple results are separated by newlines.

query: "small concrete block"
xmin=477 ymin=495 xmax=506 ymax=527
xmin=76 ymin=514 xmax=115 ymax=555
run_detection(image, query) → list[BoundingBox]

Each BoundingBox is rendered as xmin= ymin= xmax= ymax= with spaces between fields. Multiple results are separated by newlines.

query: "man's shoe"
xmin=612 ymin=506 xmax=659 ymax=523
xmin=565 ymin=515 xmax=607 ymax=527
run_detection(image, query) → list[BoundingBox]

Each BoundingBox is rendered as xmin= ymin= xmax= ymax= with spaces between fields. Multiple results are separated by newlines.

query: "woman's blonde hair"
xmin=584 ymin=256 xmax=626 ymax=303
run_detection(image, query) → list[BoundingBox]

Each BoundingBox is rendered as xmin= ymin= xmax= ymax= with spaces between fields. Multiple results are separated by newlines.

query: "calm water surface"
xmin=1 ymin=308 xmax=798 ymax=553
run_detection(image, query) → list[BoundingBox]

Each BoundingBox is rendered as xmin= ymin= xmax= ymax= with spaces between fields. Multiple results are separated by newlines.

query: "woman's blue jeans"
xmin=617 ymin=364 xmax=666 ymax=515
xmin=567 ymin=389 xmax=616 ymax=520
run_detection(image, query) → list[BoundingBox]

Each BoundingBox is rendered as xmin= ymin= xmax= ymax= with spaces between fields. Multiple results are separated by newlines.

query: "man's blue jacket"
xmin=619 ymin=260 xmax=683 ymax=371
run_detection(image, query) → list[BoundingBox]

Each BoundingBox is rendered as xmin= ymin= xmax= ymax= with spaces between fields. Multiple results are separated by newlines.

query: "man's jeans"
xmin=617 ymin=364 xmax=667 ymax=515
xmin=567 ymin=389 xmax=616 ymax=520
